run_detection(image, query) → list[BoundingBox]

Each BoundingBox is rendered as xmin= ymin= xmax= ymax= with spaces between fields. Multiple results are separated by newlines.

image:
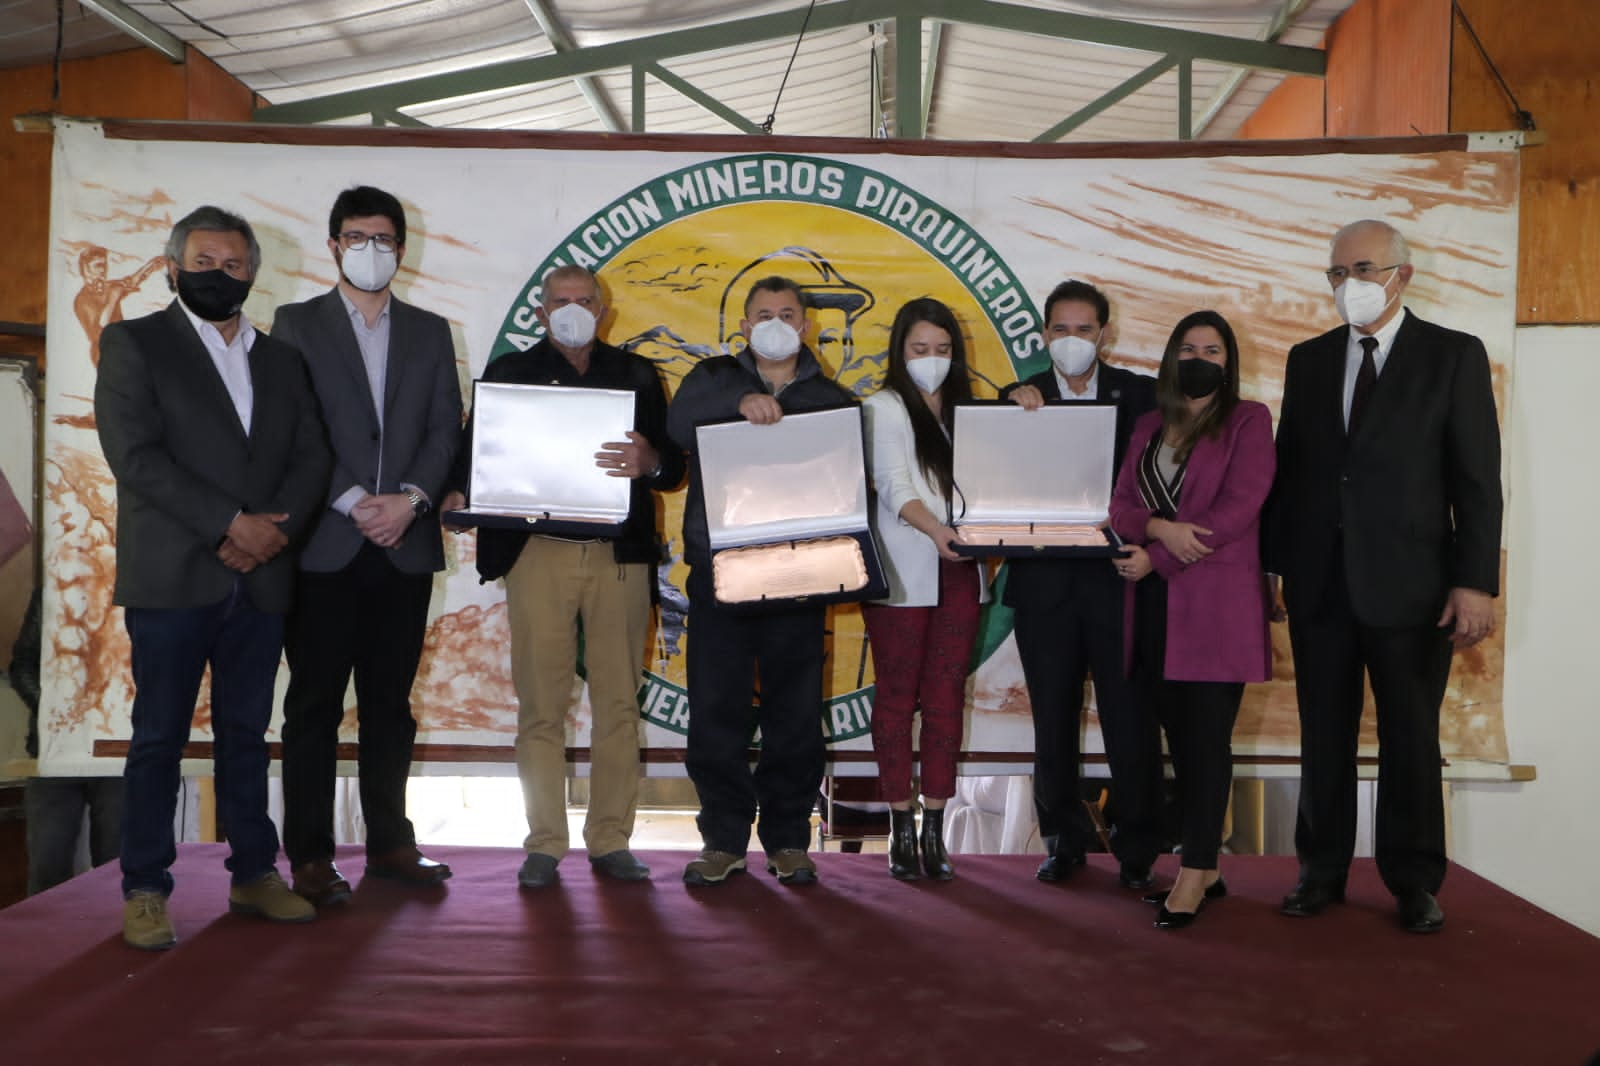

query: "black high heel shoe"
xmin=1153 ymin=902 xmax=1201 ymax=930
xmin=888 ymin=808 xmax=920 ymax=881
xmin=1142 ymin=878 xmax=1227 ymax=906
xmin=920 ymin=807 xmax=954 ymax=881
xmin=1152 ymin=878 xmax=1225 ymax=930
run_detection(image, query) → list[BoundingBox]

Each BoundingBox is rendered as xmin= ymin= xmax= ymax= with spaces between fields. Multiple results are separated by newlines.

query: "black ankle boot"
xmin=920 ymin=807 xmax=954 ymax=880
xmin=889 ymin=808 xmax=920 ymax=880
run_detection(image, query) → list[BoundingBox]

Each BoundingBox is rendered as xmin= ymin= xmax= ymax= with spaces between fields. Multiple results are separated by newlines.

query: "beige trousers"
xmin=503 ymin=538 xmax=650 ymax=859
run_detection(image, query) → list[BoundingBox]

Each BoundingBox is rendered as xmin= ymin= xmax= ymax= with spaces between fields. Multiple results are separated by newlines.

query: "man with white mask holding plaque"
xmin=440 ymin=265 xmax=683 ymax=890
xmin=1000 ymin=279 xmax=1164 ymax=892
xmin=667 ymin=276 xmax=856 ymax=887
xmin=1266 ymin=219 xmax=1501 ymax=934
xmin=274 ymin=186 xmax=463 ymax=904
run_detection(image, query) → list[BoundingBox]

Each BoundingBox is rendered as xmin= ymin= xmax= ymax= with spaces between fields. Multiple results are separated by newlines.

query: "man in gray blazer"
xmin=272 ymin=187 xmax=463 ymax=905
xmin=96 ymin=205 xmax=330 ymax=949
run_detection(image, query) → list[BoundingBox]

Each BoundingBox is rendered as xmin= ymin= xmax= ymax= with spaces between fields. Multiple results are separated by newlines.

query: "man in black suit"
xmin=95 ymin=205 xmax=330 ymax=949
xmin=1001 ymin=280 xmax=1163 ymax=888
xmin=1266 ymin=219 xmax=1502 ymax=934
xmin=272 ymin=186 xmax=463 ymax=906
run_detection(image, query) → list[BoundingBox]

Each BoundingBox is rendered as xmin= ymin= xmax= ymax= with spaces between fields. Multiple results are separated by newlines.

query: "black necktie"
xmin=1349 ymin=336 xmax=1378 ymax=434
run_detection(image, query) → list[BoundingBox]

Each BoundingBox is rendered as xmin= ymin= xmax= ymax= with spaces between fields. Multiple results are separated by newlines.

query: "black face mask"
xmin=175 ymin=268 xmax=252 ymax=322
xmin=1176 ymin=358 xmax=1226 ymax=399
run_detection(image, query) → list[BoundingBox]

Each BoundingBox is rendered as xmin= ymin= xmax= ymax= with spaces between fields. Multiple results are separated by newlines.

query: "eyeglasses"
xmin=339 ymin=231 xmax=398 ymax=252
xmin=1324 ymin=263 xmax=1400 ymax=285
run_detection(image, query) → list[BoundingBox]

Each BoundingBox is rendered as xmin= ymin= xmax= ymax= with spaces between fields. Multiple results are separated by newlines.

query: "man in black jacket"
xmin=1266 ymin=219 xmax=1502 ymax=934
xmin=667 ymin=276 xmax=856 ymax=888
xmin=442 ymin=265 xmax=683 ymax=890
xmin=1001 ymin=280 xmax=1163 ymax=889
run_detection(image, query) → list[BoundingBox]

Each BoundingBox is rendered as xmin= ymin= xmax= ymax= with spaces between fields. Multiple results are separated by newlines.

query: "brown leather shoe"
xmin=366 ymin=846 xmax=452 ymax=885
xmin=291 ymin=858 xmax=353 ymax=907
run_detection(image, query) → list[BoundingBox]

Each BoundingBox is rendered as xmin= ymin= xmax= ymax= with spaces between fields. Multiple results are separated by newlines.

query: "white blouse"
xmin=863 ymin=388 xmax=990 ymax=608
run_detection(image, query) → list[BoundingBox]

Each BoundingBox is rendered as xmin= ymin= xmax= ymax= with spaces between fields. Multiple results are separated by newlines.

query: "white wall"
xmin=1452 ymin=325 xmax=1600 ymax=935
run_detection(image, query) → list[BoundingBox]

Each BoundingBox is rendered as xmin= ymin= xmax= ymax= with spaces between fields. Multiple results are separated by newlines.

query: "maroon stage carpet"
xmin=1 ymin=845 xmax=1595 ymax=1065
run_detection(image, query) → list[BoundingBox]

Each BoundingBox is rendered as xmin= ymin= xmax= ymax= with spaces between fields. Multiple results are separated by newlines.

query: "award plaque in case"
xmin=443 ymin=382 xmax=634 ymax=536
xmin=950 ymin=400 xmax=1122 ymax=557
xmin=695 ymin=405 xmax=887 ymax=607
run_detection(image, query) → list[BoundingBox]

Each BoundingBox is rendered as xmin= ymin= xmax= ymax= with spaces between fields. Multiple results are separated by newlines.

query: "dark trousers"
xmin=1134 ymin=577 xmax=1242 ymax=870
xmin=120 ymin=581 xmax=283 ymax=896
xmin=26 ymin=777 xmax=123 ymax=895
xmin=282 ymin=542 xmax=433 ymax=865
xmin=684 ymin=566 xmax=827 ymax=857
xmin=1013 ymin=572 xmax=1162 ymax=868
xmin=1288 ymin=560 xmax=1452 ymax=898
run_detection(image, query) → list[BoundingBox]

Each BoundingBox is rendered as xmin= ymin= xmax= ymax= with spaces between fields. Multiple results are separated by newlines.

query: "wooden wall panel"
xmin=1452 ymin=0 xmax=1600 ymax=323
xmin=0 ymin=50 xmax=188 ymax=352
xmin=185 ymin=47 xmax=256 ymax=122
xmin=1326 ymin=0 xmax=1451 ymax=137
xmin=1236 ymin=75 xmax=1325 ymax=141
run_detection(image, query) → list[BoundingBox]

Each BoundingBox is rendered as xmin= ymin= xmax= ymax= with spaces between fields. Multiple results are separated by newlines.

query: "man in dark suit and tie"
xmin=95 ymin=205 xmax=330 ymax=950
xmin=1266 ymin=219 xmax=1502 ymax=934
xmin=1001 ymin=280 xmax=1163 ymax=889
xmin=272 ymin=186 xmax=463 ymax=905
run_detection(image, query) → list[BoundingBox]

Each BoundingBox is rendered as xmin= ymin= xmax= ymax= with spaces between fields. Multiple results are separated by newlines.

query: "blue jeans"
xmin=120 ymin=581 xmax=284 ymax=897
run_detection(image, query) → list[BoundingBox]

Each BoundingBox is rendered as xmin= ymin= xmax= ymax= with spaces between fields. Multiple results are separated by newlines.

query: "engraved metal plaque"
xmin=458 ymin=382 xmax=633 ymax=526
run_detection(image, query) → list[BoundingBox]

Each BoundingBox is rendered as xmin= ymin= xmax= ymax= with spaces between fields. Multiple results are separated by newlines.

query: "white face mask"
xmin=546 ymin=302 xmax=597 ymax=348
xmin=748 ymin=317 xmax=801 ymax=362
xmin=905 ymin=356 xmax=951 ymax=395
xmin=340 ymin=243 xmax=398 ymax=293
xmin=1048 ymin=335 xmax=1099 ymax=378
xmin=1333 ymin=269 xmax=1399 ymax=328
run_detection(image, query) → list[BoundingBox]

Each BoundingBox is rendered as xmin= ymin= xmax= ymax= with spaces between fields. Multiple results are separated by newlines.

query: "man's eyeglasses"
xmin=339 ymin=231 xmax=398 ymax=252
xmin=1324 ymin=263 xmax=1400 ymax=284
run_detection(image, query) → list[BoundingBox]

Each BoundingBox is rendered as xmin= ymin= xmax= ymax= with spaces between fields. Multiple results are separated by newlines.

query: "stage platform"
xmin=2 ymin=845 xmax=1595 ymax=1065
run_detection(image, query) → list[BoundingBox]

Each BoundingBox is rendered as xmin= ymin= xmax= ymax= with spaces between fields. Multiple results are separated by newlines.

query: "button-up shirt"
xmin=178 ymin=300 xmax=255 ymax=435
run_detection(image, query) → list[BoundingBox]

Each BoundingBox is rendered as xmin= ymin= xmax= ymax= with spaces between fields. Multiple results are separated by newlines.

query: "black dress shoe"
xmin=1397 ymin=890 xmax=1445 ymax=934
xmin=1280 ymin=881 xmax=1345 ymax=917
xmin=367 ymin=847 xmax=452 ymax=886
xmin=1036 ymin=852 xmax=1086 ymax=883
xmin=1117 ymin=864 xmax=1155 ymax=891
xmin=1143 ymin=878 xmax=1227 ymax=906
xmin=589 ymin=849 xmax=650 ymax=882
xmin=291 ymin=858 xmax=352 ymax=907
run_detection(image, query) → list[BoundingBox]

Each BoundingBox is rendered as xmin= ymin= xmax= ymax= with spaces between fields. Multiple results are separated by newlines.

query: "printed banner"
xmin=39 ymin=121 xmax=1518 ymax=774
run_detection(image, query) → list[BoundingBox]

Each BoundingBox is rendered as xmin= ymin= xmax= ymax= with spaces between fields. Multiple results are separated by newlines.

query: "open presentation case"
xmin=949 ymin=400 xmax=1122 ymax=558
xmin=695 ymin=405 xmax=887 ymax=608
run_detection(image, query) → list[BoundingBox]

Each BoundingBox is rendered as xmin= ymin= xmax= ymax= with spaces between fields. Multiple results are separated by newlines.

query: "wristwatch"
xmin=403 ymin=488 xmax=427 ymax=516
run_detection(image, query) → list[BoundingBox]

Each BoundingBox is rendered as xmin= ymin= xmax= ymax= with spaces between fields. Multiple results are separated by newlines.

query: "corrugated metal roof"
xmin=2 ymin=1 xmax=1352 ymax=141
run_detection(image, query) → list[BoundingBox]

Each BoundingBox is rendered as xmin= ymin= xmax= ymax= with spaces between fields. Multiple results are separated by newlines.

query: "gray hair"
xmin=164 ymin=205 xmax=262 ymax=276
xmin=1331 ymin=219 xmax=1411 ymax=265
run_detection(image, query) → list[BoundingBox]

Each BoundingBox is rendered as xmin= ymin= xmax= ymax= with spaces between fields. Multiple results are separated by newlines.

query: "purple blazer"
xmin=1109 ymin=401 xmax=1276 ymax=683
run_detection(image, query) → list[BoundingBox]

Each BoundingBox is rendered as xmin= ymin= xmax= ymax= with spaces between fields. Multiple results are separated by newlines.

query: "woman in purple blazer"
xmin=1108 ymin=310 xmax=1275 ymax=930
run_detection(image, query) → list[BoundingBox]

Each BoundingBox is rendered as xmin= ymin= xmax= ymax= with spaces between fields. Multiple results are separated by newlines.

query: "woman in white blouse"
xmin=862 ymin=298 xmax=989 ymax=880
